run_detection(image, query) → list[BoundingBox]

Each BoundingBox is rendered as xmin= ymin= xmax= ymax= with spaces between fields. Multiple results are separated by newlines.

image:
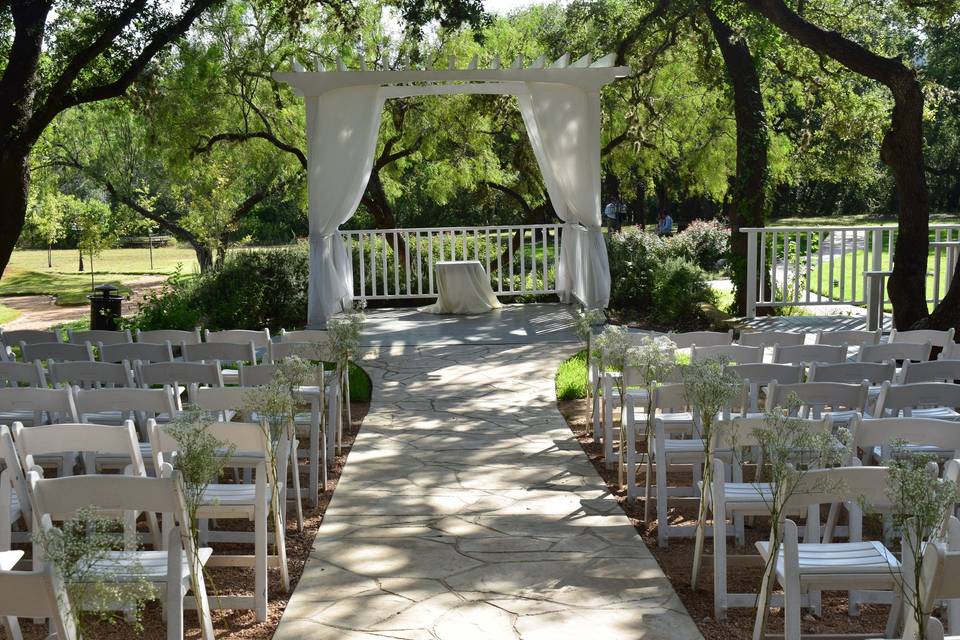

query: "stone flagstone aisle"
xmin=275 ymin=307 xmax=702 ymax=639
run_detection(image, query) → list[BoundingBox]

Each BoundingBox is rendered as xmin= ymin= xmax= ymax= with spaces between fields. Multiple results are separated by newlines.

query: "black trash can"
xmin=88 ymin=283 xmax=123 ymax=331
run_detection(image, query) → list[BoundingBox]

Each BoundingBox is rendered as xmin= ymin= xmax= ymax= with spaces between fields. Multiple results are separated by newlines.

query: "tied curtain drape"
xmin=517 ymin=82 xmax=610 ymax=310
xmin=306 ymin=85 xmax=385 ymax=326
xmin=305 ymin=81 xmax=611 ymax=325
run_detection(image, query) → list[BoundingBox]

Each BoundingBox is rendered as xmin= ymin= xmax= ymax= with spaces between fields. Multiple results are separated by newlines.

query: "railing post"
xmin=745 ymin=229 xmax=758 ymax=318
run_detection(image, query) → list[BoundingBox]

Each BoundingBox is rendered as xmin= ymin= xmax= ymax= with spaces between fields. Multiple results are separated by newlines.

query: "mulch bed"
xmin=557 ymin=397 xmax=895 ymax=640
xmin=6 ymin=399 xmax=369 ymax=640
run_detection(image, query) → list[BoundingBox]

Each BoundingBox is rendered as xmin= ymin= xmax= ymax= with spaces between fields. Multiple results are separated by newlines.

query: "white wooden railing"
xmin=340 ymin=224 xmax=563 ymax=300
xmin=743 ymin=224 xmax=960 ymax=320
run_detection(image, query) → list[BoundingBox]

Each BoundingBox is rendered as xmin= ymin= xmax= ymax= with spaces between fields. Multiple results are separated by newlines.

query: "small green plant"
xmin=682 ymin=356 xmax=741 ymax=588
xmin=885 ymin=448 xmax=959 ymax=640
xmin=33 ymin=506 xmax=156 ymax=638
xmin=164 ymin=411 xmax=236 ymax=614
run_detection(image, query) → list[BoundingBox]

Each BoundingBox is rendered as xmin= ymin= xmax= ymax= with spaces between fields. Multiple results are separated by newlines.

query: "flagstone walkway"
xmin=275 ymin=305 xmax=702 ymax=640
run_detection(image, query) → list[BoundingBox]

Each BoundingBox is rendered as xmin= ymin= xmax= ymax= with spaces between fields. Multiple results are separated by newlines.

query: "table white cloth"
xmin=419 ymin=261 xmax=502 ymax=314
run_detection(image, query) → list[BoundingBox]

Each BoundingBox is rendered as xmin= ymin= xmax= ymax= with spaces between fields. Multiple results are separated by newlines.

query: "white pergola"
xmin=273 ymin=53 xmax=630 ymax=326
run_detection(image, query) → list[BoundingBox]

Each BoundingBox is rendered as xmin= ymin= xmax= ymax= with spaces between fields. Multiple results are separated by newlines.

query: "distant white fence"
xmin=341 ymin=224 xmax=563 ymax=300
xmin=743 ymin=224 xmax=960 ymax=319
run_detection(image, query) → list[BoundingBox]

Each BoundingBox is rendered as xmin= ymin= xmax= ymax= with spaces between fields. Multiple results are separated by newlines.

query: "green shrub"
xmin=667 ymin=219 xmax=729 ymax=273
xmin=606 ymin=229 xmax=714 ymax=330
xmin=130 ymin=249 xmax=308 ymax=332
xmin=556 ymin=349 xmax=588 ymax=400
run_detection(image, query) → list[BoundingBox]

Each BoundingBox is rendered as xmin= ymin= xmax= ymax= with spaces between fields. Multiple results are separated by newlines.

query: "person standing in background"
xmin=656 ymin=211 xmax=673 ymax=236
xmin=603 ymin=198 xmax=625 ymax=232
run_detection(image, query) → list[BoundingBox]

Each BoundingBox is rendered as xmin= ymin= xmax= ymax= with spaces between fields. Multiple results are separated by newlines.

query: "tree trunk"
xmin=194 ymin=244 xmax=214 ymax=273
xmin=882 ymin=79 xmax=931 ymax=329
xmin=705 ymin=5 xmax=771 ymax=316
xmin=0 ymin=154 xmax=30 ymax=278
xmin=913 ymin=261 xmax=960 ymax=331
xmin=740 ymin=0 xmax=930 ymax=328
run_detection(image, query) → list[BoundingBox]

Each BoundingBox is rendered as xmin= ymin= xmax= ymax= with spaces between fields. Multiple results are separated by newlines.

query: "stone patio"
xmin=275 ymin=304 xmax=703 ymax=639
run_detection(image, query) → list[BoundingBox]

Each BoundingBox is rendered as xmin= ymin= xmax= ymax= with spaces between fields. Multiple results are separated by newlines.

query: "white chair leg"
xmin=784 ymin=520 xmax=803 ymax=640
xmin=603 ymin=376 xmax=615 ymax=468
xmin=166 ymin=536 xmax=183 ymax=640
xmin=626 ymin=403 xmax=637 ymax=502
xmin=255 ymin=494 xmax=268 ymax=621
xmin=289 ymin=444 xmax=304 ymax=531
xmin=656 ymin=447 xmax=669 ymax=548
xmin=2 ymin=616 xmax=23 ymax=640
xmin=713 ymin=505 xmax=728 ymax=620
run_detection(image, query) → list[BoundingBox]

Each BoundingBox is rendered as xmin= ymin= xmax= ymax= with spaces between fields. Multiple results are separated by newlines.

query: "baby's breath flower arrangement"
xmin=327 ymin=303 xmax=365 ymax=442
xmin=573 ymin=308 xmax=606 ymax=426
xmin=682 ymin=356 xmax=740 ymax=587
xmin=164 ymin=410 xmax=236 ymax=613
xmin=34 ymin=506 xmax=156 ymax=638
xmin=886 ymin=449 xmax=959 ymax=640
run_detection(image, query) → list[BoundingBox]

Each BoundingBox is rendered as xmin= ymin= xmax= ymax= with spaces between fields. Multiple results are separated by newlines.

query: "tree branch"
xmin=27 ymin=0 xmax=223 ymax=143
xmin=193 ymin=131 xmax=307 ymax=169
xmin=615 ymin=0 xmax=673 ymax=65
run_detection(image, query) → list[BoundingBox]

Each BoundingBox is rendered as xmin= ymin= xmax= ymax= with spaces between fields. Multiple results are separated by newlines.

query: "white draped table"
xmin=419 ymin=260 xmax=503 ymax=314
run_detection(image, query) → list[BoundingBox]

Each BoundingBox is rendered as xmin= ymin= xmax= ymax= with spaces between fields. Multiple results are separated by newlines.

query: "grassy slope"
xmin=1 ymin=246 xmax=198 ymax=306
xmin=0 ymin=304 xmax=20 ymax=324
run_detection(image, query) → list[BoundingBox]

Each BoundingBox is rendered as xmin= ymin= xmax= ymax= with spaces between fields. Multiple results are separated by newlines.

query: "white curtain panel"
xmin=517 ymin=82 xmax=611 ymax=309
xmin=306 ymin=85 xmax=385 ymax=326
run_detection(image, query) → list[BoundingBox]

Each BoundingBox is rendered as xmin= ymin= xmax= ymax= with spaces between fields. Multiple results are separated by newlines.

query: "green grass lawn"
xmin=1 ymin=246 xmax=198 ymax=306
xmin=0 ymin=267 xmax=134 ymax=306
xmin=769 ymin=212 xmax=959 ymax=227
xmin=8 ymin=246 xmax=200 ymax=275
xmin=0 ymin=304 xmax=20 ymax=324
xmin=556 ymin=349 xmax=589 ymax=400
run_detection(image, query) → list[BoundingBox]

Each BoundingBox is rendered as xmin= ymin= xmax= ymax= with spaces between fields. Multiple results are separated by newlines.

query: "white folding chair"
xmin=66 ymin=329 xmax=132 ymax=346
xmin=0 ymin=387 xmax=77 ymax=427
xmin=768 ymin=380 xmax=868 ymax=424
xmin=754 ymin=466 xmax=901 ymax=640
xmin=0 ymin=552 xmax=77 ymax=640
xmin=48 ymin=360 xmax=134 ymax=389
xmin=851 ymin=415 xmax=960 ymax=466
xmin=738 ymin=330 xmax=805 ymax=348
xmin=0 ymin=361 xmax=47 ymax=388
xmin=135 ymin=361 xmax=223 ymax=406
xmin=28 ymin=470 xmax=215 ymax=640
xmin=901 ymin=359 xmax=960 ymax=384
xmin=136 ymin=328 xmax=202 ymax=345
xmin=895 ymin=536 xmax=960 ymax=640
xmin=709 ymin=415 xmax=833 ymax=619
xmin=100 ymin=341 xmax=174 ymax=364
xmin=21 ymin=341 xmax=93 ymax=364
xmin=691 ymin=344 xmax=763 ymax=365
xmin=816 ymin=329 xmax=881 ymax=347
xmin=874 ymin=382 xmax=960 ymax=421
xmin=12 ymin=421 xmax=161 ymax=547
xmin=727 ymin=363 xmax=803 ymax=414
xmin=0 ymin=426 xmax=30 ymax=552
xmin=860 ymin=341 xmax=933 ymax=364
xmin=772 ymin=343 xmax=847 ymax=366
xmin=149 ymin=419 xmax=288 ymax=621
xmin=667 ymin=330 xmax=733 ymax=349
xmin=183 ymin=342 xmax=257 ymax=385
xmin=890 ymin=328 xmax=956 ymax=353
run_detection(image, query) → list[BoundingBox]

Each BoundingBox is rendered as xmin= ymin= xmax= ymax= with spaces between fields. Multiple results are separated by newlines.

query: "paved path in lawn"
xmin=275 ymin=304 xmax=702 ymax=640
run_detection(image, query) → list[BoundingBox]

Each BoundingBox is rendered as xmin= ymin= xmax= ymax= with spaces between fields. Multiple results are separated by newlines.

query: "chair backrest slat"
xmin=768 ymin=381 xmax=868 ymax=417
xmin=28 ymin=470 xmax=183 ymax=524
xmin=67 ymin=329 xmax=131 ymax=346
xmin=135 ymin=328 xmax=202 ymax=345
xmin=72 ymin=385 xmax=177 ymax=420
xmin=280 ymin=329 xmax=329 ymax=343
xmin=772 ymin=343 xmax=847 ymax=366
xmin=809 ymin=361 xmax=895 ymax=385
xmin=1 ymin=329 xmax=60 ymax=346
xmin=204 ymin=328 xmax=270 ymax=349
xmin=783 ymin=466 xmax=893 ymax=511
xmin=12 ymin=421 xmax=146 ymax=475
xmin=0 ymin=361 xmax=46 ymax=387
xmin=738 ymin=331 xmax=805 ymax=348
xmin=874 ymin=382 xmax=960 ymax=418
xmin=183 ymin=341 xmax=257 ymax=365
xmin=667 ymin=330 xmax=733 ymax=349
xmin=0 ymin=387 xmax=77 ymax=423
xmin=269 ymin=340 xmax=328 ymax=363
xmin=239 ymin=363 xmax=277 ymax=387
xmin=21 ymin=341 xmax=93 ymax=364
xmin=859 ymin=342 xmax=932 ymax=364
xmin=852 ymin=416 xmax=960 ymax=461
xmin=136 ymin=361 xmax=223 ymax=388
xmin=0 ymin=564 xmax=77 ymax=637
xmin=901 ymin=359 xmax=960 ymax=384
xmin=691 ymin=344 xmax=763 ymax=365
xmin=815 ymin=329 xmax=881 ymax=347
xmin=890 ymin=328 xmax=956 ymax=350
xmin=99 ymin=341 xmax=174 ymax=364
xmin=48 ymin=360 xmax=133 ymax=388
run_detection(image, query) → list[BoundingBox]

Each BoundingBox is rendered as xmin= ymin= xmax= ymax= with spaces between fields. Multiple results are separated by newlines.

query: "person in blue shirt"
xmin=656 ymin=211 xmax=673 ymax=236
xmin=603 ymin=199 xmax=624 ymax=232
